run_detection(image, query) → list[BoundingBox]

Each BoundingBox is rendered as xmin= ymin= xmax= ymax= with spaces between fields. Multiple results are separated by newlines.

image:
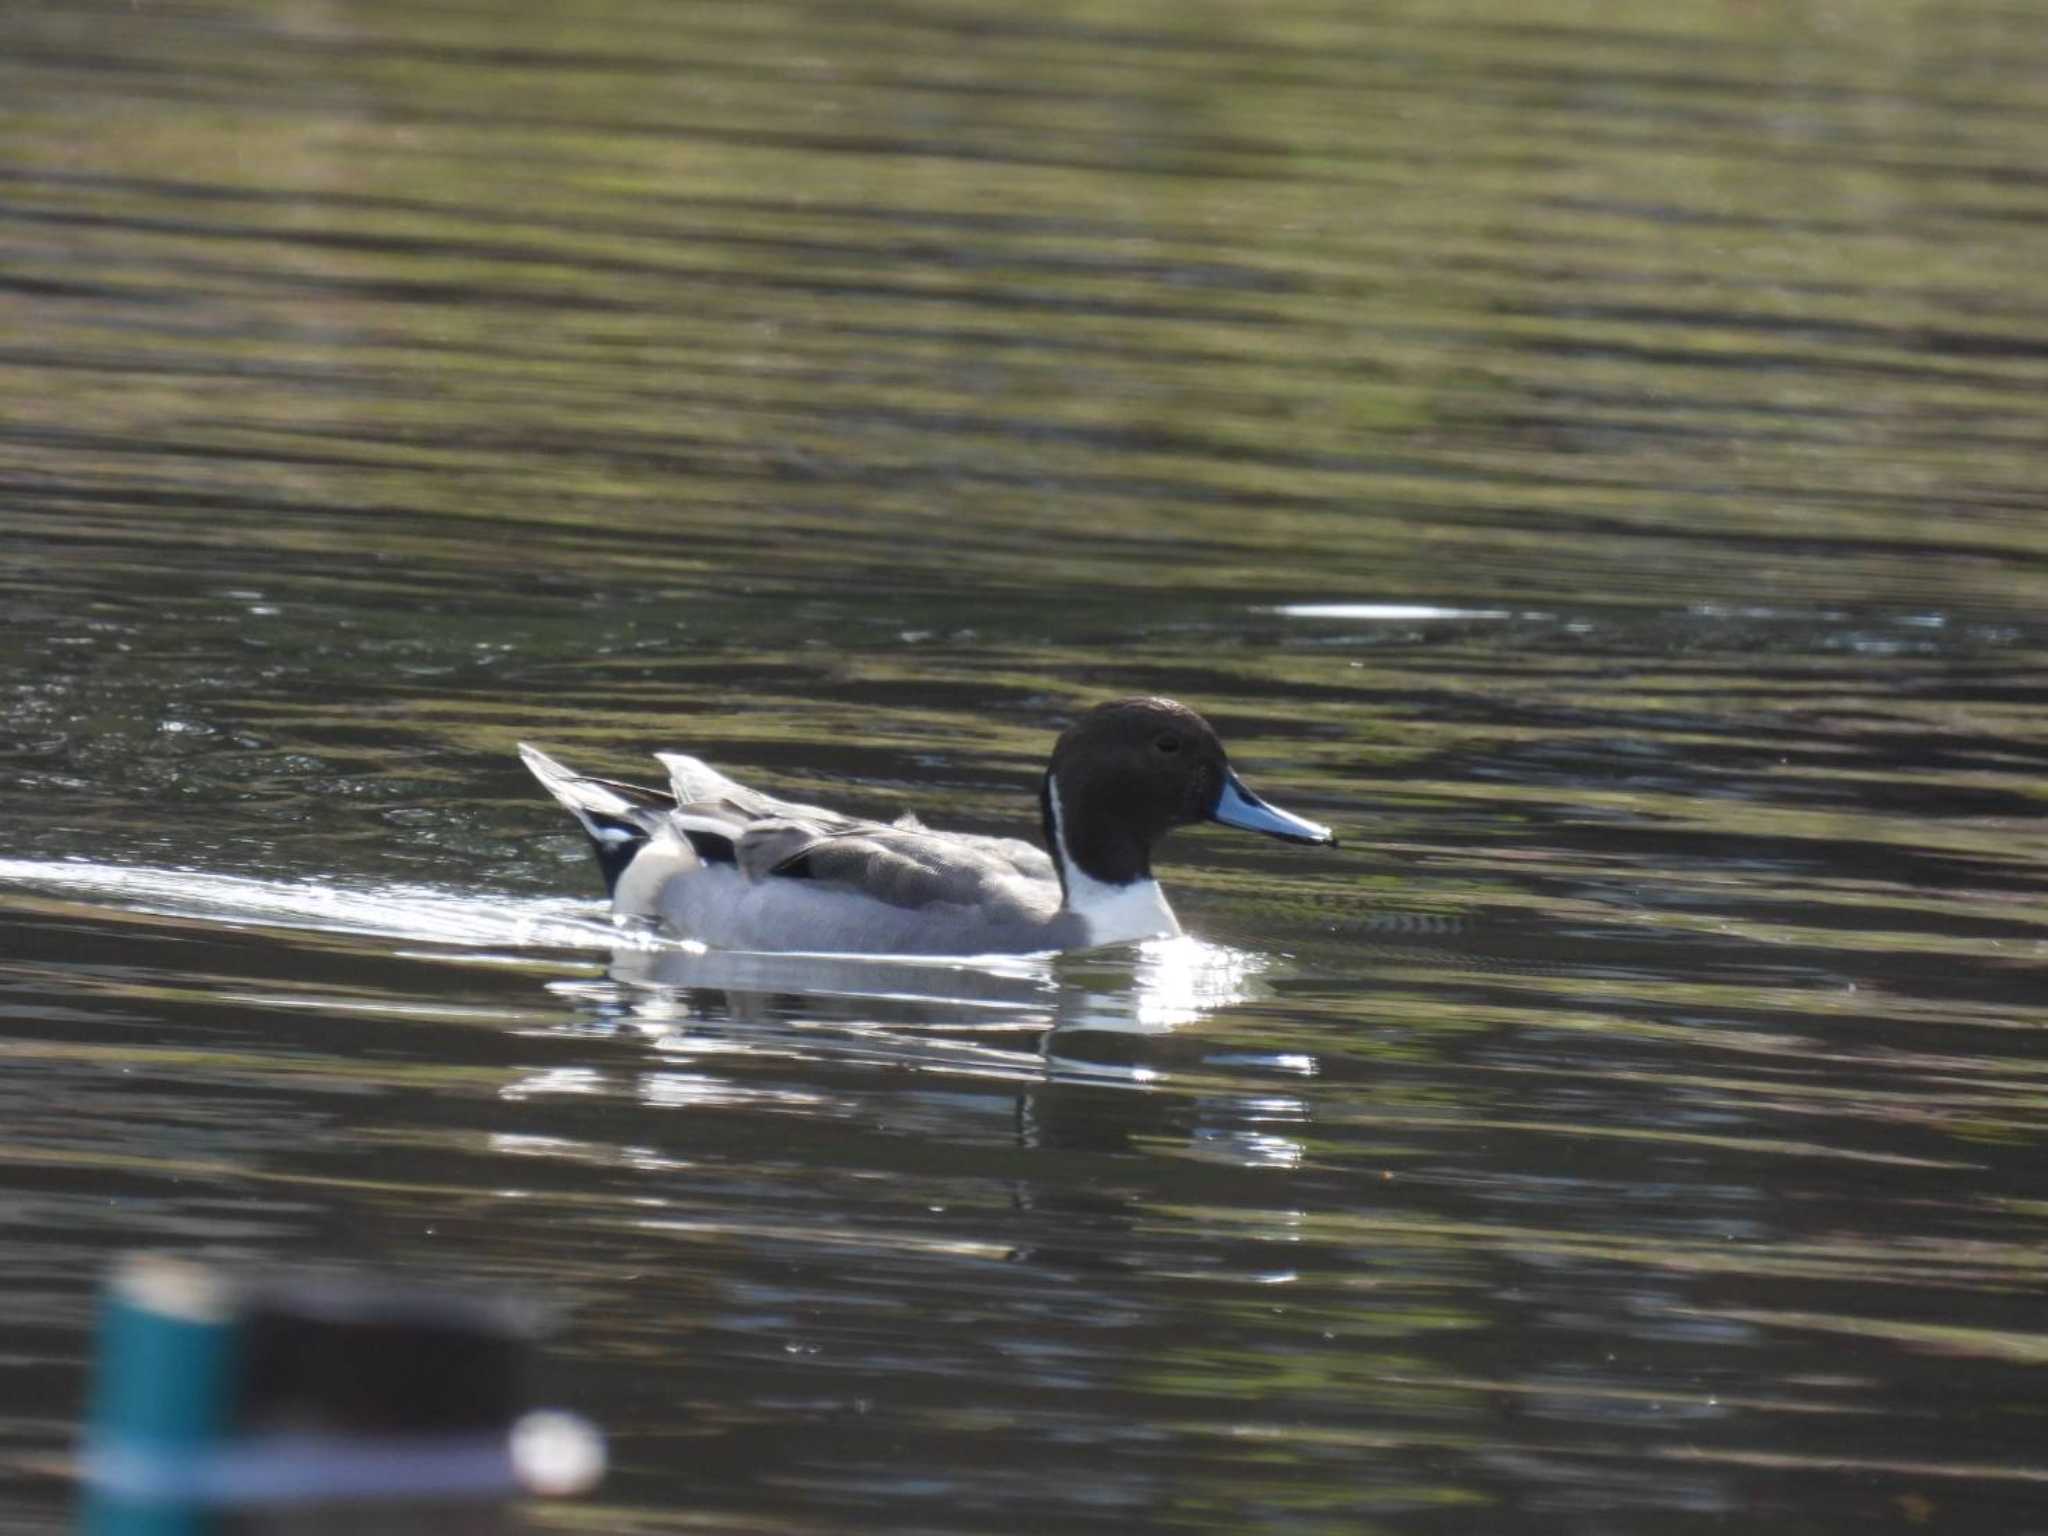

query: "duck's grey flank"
xmin=521 ymin=696 xmax=1336 ymax=956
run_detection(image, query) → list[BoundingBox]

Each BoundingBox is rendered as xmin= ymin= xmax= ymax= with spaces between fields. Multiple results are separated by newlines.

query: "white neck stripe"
xmin=1047 ymin=779 xmax=1180 ymax=947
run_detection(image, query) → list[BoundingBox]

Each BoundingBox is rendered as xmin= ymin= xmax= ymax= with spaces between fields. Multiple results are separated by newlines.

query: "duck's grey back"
xmin=647 ymin=751 xmax=1075 ymax=953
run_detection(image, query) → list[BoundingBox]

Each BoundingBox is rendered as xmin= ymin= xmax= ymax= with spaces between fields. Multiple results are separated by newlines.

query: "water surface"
xmin=6 ymin=1 xmax=2048 ymax=1532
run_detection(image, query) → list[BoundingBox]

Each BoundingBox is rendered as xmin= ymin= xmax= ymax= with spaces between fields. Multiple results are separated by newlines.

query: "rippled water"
xmin=7 ymin=1 xmax=2048 ymax=1531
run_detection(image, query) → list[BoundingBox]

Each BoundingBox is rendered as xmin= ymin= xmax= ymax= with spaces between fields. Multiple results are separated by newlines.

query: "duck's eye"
xmin=1155 ymin=734 xmax=1182 ymax=755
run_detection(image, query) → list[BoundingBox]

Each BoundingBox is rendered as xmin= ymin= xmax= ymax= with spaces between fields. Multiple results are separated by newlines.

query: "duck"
xmin=519 ymin=696 xmax=1336 ymax=956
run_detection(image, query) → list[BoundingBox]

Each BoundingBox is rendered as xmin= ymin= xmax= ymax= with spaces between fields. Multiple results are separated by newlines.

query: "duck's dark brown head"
xmin=1039 ymin=696 xmax=1335 ymax=893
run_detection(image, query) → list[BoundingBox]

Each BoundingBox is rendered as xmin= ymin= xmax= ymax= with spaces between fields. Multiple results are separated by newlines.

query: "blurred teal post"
xmin=76 ymin=1254 xmax=604 ymax=1531
xmin=80 ymin=1256 xmax=239 ymax=1536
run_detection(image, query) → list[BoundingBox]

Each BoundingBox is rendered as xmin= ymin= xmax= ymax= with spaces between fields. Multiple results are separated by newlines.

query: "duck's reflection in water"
xmin=526 ymin=935 xmax=1314 ymax=1164
xmin=595 ymin=932 xmax=1272 ymax=1048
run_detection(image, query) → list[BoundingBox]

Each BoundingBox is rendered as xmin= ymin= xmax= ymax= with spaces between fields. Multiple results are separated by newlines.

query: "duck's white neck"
xmin=1046 ymin=779 xmax=1181 ymax=947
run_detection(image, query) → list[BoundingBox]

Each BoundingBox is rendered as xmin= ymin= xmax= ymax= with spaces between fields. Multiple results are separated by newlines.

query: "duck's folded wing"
xmin=940 ymin=832 xmax=1055 ymax=884
xmin=738 ymin=825 xmax=1042 ymax=912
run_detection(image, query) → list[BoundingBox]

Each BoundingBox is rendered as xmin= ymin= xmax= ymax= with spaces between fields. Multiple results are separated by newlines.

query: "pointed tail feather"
xmin=518 ymin=743 xmax=674 ymax=897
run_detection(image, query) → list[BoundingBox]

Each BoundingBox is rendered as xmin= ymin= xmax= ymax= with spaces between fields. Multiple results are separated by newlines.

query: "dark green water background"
xmin=5 ymin=2 xmax=2048 ymax=1531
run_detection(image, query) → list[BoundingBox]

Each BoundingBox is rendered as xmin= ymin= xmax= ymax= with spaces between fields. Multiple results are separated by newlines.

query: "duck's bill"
xmin=1211 ymin=773 xmax=1338 ymax=847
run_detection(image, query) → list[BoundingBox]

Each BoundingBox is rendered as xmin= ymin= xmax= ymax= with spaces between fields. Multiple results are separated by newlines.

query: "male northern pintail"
xmin=520 ymin=697 xmax=1336 ymax=956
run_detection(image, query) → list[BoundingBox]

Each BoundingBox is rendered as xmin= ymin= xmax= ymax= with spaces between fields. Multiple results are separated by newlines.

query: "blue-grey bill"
xmin=1211 ymin=773 xmax=1337 ymax=846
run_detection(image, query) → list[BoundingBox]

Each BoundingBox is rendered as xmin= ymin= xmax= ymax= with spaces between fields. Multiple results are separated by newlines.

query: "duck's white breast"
xmin=1063 ymin=870 xmax=1181 ymax=948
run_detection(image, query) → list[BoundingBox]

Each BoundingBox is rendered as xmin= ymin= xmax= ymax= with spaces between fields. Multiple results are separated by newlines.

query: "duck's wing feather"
xmin=651 ymin=750 xmax=872 ymax=858
xmin=748 ymin=824 xmax=1052 ymax=913
xmin=648 ymin=749 xmax=1056 ymax=908
xmin=654 ymin=751 xmax=842 ymax=820
xmin=934 ymin=832 xmax=1055 ymax=884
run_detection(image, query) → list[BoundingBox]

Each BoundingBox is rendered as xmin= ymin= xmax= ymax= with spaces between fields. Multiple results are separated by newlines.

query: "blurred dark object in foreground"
xmin=80 ymin=1254 xmax=604 ymax=1535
